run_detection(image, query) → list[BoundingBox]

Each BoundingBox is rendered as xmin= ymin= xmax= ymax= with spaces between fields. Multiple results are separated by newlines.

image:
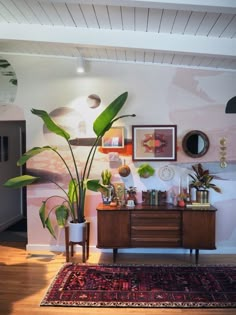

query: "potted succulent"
xmin=189 ymin=163 xmax=221 ymax=203
xmin=101 ymin=169 xmax=112 ymax=185
xmin=100 ymin=169 xmax=114 ymax=204
xmin=4 ymin=92 xmax=135 ymax=240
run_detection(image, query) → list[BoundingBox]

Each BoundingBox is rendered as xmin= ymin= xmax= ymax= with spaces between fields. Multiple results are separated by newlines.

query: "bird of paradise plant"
xmin=4 ymin=91 xmax=135 ymax=238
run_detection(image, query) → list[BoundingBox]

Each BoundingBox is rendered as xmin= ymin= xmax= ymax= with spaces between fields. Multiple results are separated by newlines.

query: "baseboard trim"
xmin=26 ymin=244 xmax=236 ymax=254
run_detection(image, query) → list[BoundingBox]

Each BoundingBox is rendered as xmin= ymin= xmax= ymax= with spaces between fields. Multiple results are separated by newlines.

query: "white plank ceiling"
xmin=0 ymin=0 xmax=235 ymax=71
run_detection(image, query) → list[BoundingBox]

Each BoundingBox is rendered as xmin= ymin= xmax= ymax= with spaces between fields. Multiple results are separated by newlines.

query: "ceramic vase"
xmin=101 ymin=184 xmax=114 ymax=204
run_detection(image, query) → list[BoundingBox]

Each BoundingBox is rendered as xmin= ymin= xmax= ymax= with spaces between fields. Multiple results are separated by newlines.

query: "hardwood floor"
xmin=0 ymin=242 xmax=235 ymax=315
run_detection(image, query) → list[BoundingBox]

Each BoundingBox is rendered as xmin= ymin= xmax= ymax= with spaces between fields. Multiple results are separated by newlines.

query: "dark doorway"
xmin=0 ymin=121 xmax=26 ymax=240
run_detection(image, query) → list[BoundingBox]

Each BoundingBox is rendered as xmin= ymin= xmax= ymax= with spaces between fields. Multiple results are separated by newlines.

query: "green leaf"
xmin=17 ymin=146 xmax=56 ymax=166
xmin=45 ymin=217 xmax=56 ymax=239
xmin=55 ymin=205 xmax=69 ymax=227
xmin=68 ymin=179 xmax=77 ymax=204
xmin=4 ymin=175 xmax=39 ymax=188
xmin=31 ymin=108 xmax=71 ymax=140
xmin=101 ymin=169 xmax=112 ymax=185
xmin=93 ymin=92 xmax=128 ymax=137
xmin=86 ymin=179 xmax=102 ymax=192
xmin=39 ymin=201 xmax=46 ymax=228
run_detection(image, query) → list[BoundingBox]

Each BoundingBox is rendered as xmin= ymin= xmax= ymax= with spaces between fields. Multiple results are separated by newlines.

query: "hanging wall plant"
xmin=137 ymin=163 xmax=155 ymax=178
xmin=118 ymin=160 xmax=131 ymax=177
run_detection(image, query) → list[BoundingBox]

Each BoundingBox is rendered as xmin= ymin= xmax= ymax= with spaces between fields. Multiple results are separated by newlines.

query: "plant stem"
xmin=51 ymin=146 xmax=79 ymax=220
xmin=82 ymin=136 xmax=100 ymax=181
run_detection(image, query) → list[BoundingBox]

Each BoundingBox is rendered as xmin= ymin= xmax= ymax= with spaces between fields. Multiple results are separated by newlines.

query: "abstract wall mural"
xmin=4 ymin=56 xmax=234 ymax=254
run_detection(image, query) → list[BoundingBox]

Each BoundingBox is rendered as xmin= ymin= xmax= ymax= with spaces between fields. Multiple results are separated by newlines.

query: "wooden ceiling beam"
xmin=0 ymin=24 xmax=235 ymax=58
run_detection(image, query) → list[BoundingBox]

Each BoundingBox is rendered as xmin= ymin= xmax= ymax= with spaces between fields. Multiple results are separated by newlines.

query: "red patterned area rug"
xmin=40 ymin=263 xmax=236 ymax=308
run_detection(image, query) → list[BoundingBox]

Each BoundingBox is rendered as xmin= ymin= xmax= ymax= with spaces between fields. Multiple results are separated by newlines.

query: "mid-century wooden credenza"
xmin=96 ymin=203 xmax=217 ymax=264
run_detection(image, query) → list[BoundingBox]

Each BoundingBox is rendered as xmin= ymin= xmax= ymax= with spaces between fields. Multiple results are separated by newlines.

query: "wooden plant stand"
xmin=65 ymin=222 xmax=90 ymax=263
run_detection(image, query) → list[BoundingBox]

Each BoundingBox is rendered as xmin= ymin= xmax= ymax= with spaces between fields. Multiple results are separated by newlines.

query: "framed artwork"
xmin=102 ymin=127 xmax=125 ymax=148
xmin=132 ymin=125 xmax=177 ymax=161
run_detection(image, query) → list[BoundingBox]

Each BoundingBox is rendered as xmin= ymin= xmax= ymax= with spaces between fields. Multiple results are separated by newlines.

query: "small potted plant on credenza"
xmin=189 ymin=163 xmax=221 ymax=204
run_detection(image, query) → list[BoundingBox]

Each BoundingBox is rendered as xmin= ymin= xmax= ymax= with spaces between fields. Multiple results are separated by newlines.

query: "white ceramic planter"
xmin=69 ymin=221 xmax=86 ymax=242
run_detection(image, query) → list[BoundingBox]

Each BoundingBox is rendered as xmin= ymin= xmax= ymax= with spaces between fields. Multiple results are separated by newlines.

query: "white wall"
xmin=2 ymin=55 xmax=236 ymax=254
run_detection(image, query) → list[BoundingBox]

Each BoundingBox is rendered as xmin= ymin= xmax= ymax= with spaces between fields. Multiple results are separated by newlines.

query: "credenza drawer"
xmin=131 ymin=211 xmax=181 ymax=247
xmin=132 ymin=211 xmax=180 ymax=220
xmin=131 ymin=237 xmax=181 ymax=247
xmin=131 ymin=211 xmax=181 ymax=219
xmin=131 ymin=211 xmax=181 ymax=227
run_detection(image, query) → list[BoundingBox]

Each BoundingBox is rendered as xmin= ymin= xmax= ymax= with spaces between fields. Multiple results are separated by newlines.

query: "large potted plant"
xmin=189 ymin=163 xmax=221 ymax=203
xmin=4 ymin=92 xmax=135 ymax=240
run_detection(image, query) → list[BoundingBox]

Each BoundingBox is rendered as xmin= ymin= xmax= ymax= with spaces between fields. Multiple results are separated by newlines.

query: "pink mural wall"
xmin=1 ymin=55 xmax=235 ymax=254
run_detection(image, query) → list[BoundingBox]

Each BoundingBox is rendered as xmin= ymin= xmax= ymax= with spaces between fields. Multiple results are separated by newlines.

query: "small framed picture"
xmin=102 ymin=127 xmax=125 ymax=148
xmin=132 ymin=125 xmax=177 ymax=161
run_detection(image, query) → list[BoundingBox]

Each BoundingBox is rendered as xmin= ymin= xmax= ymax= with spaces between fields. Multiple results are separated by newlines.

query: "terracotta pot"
xmin=178 ymin=200 xmax=185 ymax=207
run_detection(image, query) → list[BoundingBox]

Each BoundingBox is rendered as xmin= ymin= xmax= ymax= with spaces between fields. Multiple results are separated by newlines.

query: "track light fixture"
xmin=76 ymin=56 xmax=85 ymax=73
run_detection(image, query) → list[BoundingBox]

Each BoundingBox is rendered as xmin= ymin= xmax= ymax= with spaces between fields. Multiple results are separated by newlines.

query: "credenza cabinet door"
xmin=97 ymin=210 xmax=130 ymax=248
xmin=182 ymin=211 xmax=216 ymax=250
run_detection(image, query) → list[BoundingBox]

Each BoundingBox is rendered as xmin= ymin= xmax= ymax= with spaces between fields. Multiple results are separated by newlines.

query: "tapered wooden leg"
xmin=82 ymin=225 xmax=86 ymax=263
xmin=195 ymin=249 xmax=199 ymax=264
xmin=86 ymin=222 xmax=90 ymax=260
xmin=65 ymin=226 xmax=70 ymax=262
xmin=113 ymin=248 xmax=118 ymax=263
xmin=71 ymin=243 xmax=74 ymax=257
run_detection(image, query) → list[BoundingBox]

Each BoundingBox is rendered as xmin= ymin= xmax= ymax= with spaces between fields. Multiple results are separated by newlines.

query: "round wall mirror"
xmin=182 ymin=130 xmax=209 ymax=158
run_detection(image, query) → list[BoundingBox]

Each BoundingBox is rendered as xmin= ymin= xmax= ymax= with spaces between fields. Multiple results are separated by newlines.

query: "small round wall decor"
xmin=158 ymin=165 xmax=175 ymax=181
